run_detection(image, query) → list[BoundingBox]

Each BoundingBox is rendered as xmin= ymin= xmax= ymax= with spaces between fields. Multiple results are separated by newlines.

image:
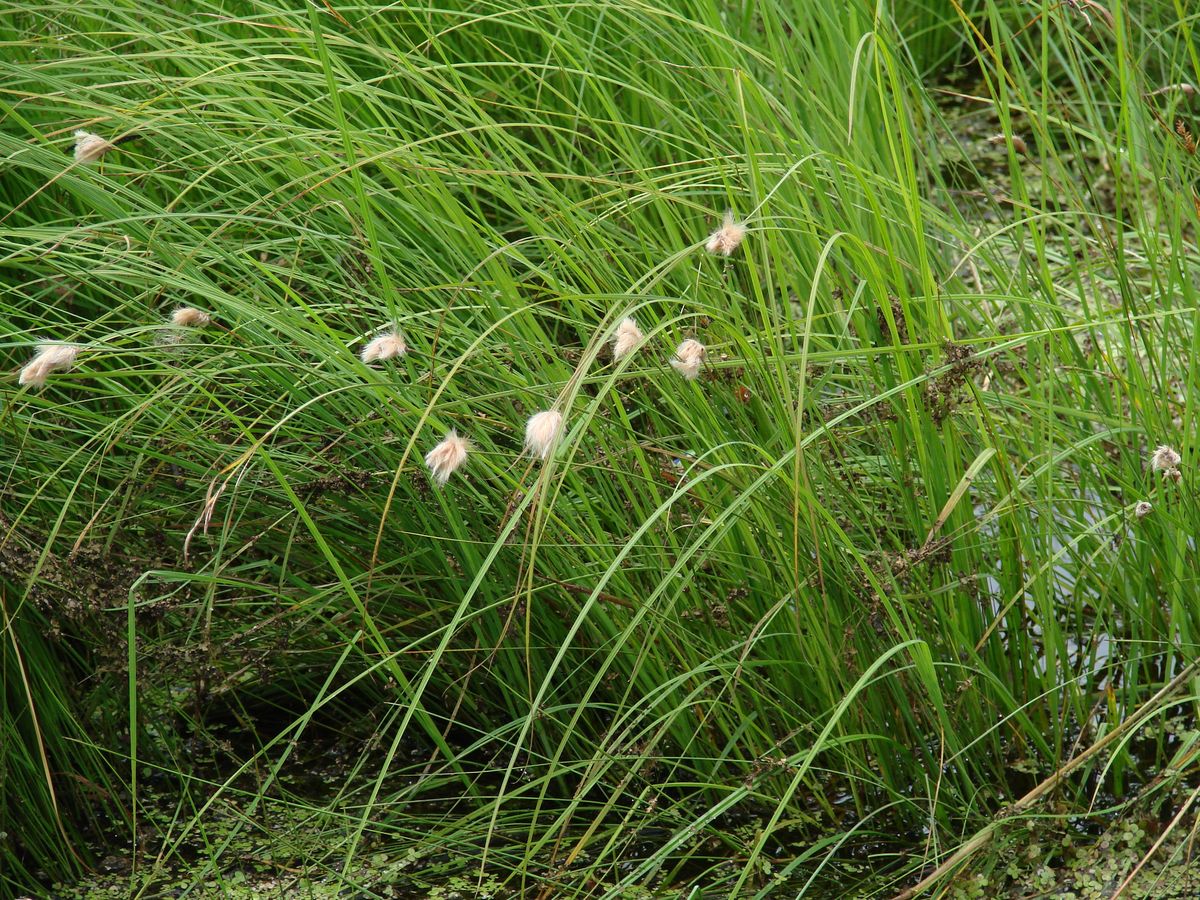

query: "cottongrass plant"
xmin=18 ymin=341 xmax=81 ymax=387
xmin=1150 ymin=445 xmax=1182 ymax=482
xmin=9 ymin=0 xmax=1200 ymax=896
xmin=170 ymin=306 xmax=212 ymax=328
xmin=987 ymin=132 xmax=1029 ymax=154
xmin=611 ymin=316 xmax=643 ymax=361
xmin=1149 ymin=82 xmax=1197 ymax=96
xmin=524 ymin=409 xmax=564 ymax=460
xmin=670 ymin=338 xmax=705 ymax=380
xmin=1150 ymin=445 xmax=1181 ymax=472
xmin=361 ymin=329 xmax=407 ymax=363
xmin=424 ymin=431 xmax=469 ymax=486
xmin=73 ymin=130 xmax=114 ymax=163
xmin=705 ymin=210 xmax=747 ymax=256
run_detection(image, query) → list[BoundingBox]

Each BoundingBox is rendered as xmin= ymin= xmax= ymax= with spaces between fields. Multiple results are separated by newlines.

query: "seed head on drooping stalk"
xmin=171 ymin=306 xmax=213 ymax=328
xmin=670 ymin=338 xmax=706 ymax=381
xmin=705 ymin=210 xmax=747 ymax=257
xmin=19 ymin=341 xmax=82 ymax=388
xmin=524 ymin=409 xmax=564 ymax=460
xmin=1150 ymin=444 xmax=1183 ymax=483
xmin=424 ymin=430 xmax=470 ymax=486
xmin=611 ymin=316 xmax=644 ymax=362
xmin=361 ymin=329 xmax=407 ymax=364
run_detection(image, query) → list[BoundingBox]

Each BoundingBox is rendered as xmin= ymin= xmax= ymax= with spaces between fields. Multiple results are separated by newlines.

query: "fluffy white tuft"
xmin=170 ymin=306 xmax=212 ymax=328
xmin=73 ymin=130 xmax=114 ymax=164
xmin=670 ymin=338 xmax=706 ymax=380
xmin=361 ymin=330 xmax=407 ymax=363
xmin=19 ymin=342 xmax=81 ymax=388
xmin=705 ymin=210 xmax=747 ymax=256
xmin=524 ymin=409 xmax=564 ymax=460
xmin=1150 ymin=445 xmax=1182 ymax=472
xmin=425 ymin=430 xmax=470 ymax=486
xmin=612 ymin=316 xmax=643 ymax=361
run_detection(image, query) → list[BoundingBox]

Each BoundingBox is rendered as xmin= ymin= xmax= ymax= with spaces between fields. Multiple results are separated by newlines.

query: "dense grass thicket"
xmin=4 ymin=0 xmax=1200 ymax=895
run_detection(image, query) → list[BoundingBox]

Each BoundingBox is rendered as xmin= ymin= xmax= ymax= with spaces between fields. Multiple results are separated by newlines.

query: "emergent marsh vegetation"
xmin=4 ymin=1 xmax=1200 ymax=896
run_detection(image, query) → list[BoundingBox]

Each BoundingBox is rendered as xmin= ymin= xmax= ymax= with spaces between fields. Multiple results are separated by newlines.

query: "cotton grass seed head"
xmin=170 ymin=306 xmax=212 ymax=328
xmin=987 ymin=133 xmax=1028 ymax=155
xmin=1135 ymin=501 xmax=1153 ymax=519
xmin=1150 ymin=445 xmax=1182 ymax=472
xmin=1150 ymin=83 xmax=1197 ymax=97
xmin=705 ymin=211 xmax=746 ymax=256
xmin=612 ymin=316 xmax=643 ymax=362
xmin=19 ymin=341 xmax=81 ymax=388
xmin=524 ymin=409 xmax=564 ymax=460
xmin=361 ymin=330 xmax=407 ymax=364
xmin=424 ymin=430 xmax=469 ymax=486
xmin=670 ymin=338 xmax=706 ymax=380
xmin=73 ymin=130 xmax=114 ymax=164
